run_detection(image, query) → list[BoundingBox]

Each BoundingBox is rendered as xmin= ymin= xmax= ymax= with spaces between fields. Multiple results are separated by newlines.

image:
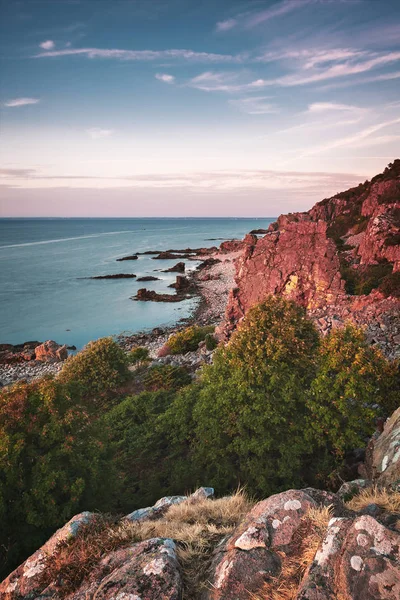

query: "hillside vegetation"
xmin=1 ymin=296 xmax=398 ymax=578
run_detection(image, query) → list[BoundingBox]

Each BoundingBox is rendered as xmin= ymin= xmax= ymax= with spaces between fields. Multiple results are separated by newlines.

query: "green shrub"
xmin=59 ymin=338 xmax=130 ymax=397
xmin=340 ymin=262 xmax=393 ymax=296
xmin=167 ymin=325 xmax=214 ymax=354
xmin=185 ymin=297 xmax=320 ymax=496
xmin=102 ymin=390 xmax=176 ymax=512
xmin=0 ymin=378 xmax=111 ymax=578
xmin=307 ymin=325 xmax=399 ymax=459
xmin=205 ymin=333 xmax=218 ymax=351
xmin=128 ymin=346 xmax=150 ymax=364
xmin=142 ymin=365 xmax=191 ymax=392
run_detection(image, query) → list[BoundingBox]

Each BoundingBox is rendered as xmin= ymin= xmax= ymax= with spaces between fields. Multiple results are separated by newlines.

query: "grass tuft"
xmin=38 ymin=491 xmax=252 ymax=600
xmin=345 ymin=486 xmax=400 ymax=513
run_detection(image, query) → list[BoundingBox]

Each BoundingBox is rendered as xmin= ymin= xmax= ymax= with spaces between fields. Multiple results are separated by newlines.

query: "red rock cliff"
xmin=221 ymin=160 xmax=400 ymax=357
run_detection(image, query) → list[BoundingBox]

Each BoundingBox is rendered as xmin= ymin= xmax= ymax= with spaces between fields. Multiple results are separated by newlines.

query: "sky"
xmin=0 ymin=0 xmax=399 ymax=217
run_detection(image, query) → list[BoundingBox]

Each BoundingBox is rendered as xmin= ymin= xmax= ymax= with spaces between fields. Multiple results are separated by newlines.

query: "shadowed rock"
xmin=89 ymin=274 xmax=136 ymax=279
xmin=137 ymin=276 xmax=161 ymax=282
xmin=133 ymin=288 xmax=189 ymax=302
xmin=163 ymin=262 xmax=185 ymax=273
xmin=116 ymin=255 xmax=138 ymax=261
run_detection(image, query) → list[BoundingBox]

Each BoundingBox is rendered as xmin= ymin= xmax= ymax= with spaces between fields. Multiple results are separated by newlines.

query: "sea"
xmin=0 ymin=218 xmax=274 ymax=349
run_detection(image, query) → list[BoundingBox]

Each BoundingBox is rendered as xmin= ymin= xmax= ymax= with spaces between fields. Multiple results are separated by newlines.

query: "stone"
xmin=35 ymin=340 xmax=68 ymax=362
xmin=367 ymin=407 xmax=400 ymax=486
xmin=116 ymin=254 xmax=138 ymax=261
xmin=69 ymin=538 xmax=181 ymax=600
xmin=206 ymin=489 xmax=337 ymax=600
xmin=163 ymin=262 xmax=185 ymax=273
xmin=0 ymin=512 xmax=94 ymax=599
xmin=337 ymin=479 xmax=373 ymax=502
xmin=133 ymin=289 xmax=188 ymax=303
xmin=298 ymin=515 xmax=400 ymax=599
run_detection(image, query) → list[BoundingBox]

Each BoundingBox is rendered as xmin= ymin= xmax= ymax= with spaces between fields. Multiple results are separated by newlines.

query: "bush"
xmin=102 ymin=390 xmax=176 ymax=512
xmin=128 ymin=346 xmax=150 ymax=364
xmin=167 ymin=325 xmax=214 ymax=354
xmin=205 ymin=333 xmax=218 ymax=351
xmin=307 ymin=325 xmax=399 ymax=459
xmin=185 ymin=297 xmax=320 ymax=496
xmin=0 ymin=378 xmax=111 ymax=578
xmin=59 ymin=338 xmax=130 ymax=397
xmin=142 ymin=365 xmax=192 ymax=392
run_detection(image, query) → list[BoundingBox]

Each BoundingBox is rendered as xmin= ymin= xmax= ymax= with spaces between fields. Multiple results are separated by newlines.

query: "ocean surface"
xmin=0 ymin=218 xmax=274 ymax=349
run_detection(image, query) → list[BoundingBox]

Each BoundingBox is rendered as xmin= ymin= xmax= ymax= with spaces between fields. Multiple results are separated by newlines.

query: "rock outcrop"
xmin=35 ymin=340 xmax=68 ymax=362
xmin=3 ymin=481 xmax=400 ymax=600
xmin=364 ymin=406 xmax=400 ymax=488
xmin=220 ymin=160 xmax=400 ymax=358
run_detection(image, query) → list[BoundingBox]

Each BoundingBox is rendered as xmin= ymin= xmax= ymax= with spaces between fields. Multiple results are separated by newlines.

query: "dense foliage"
xmin=0 ymin=378 xmax=111 ymax=578
xmin=59 ymin=337 xmax=130 ymax=397
xmin=167 ymin=325 xmax=214 ymax=354
xmin=2 ymin=297 xmax=399 ymax=577
xmin=128 ymin=346 xmax=150 ymax=364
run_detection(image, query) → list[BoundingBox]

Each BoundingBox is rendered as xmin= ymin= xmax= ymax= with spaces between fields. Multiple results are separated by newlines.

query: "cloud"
xmin=86 ymin=128 xmax=114 ymax=139
xmin=229 ymin=96 xmax=278 ymax=115
xmin=155 ymin=73 xmax=175 ymax=84
xmin=216 ymin=18 xmax=237 ymax=32
xmin=3 ymin=97 xmax=40 ymax=107
xmin=307 ymin=102 xmax=362 ymax=113
xmin=318 ymin=70 xmax=400 ymax=91
xmin=0 ymin=167 xmax=364 ymax=194
xmin=188 ymin=71 xmax=245 ymax=92
xmin=40 ymin=40 xmax=55 ymax=50
xmin=34 ymin=47 xmax=240 ymax=63
xmin=246 ymin=0 xmax=313 ymax=28
xmin=299 ymin=117 xmax=400 ymax=157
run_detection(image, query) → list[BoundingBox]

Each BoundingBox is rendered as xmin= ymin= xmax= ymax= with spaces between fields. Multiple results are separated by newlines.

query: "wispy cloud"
xmin=229 ymin=96 xmax=278 ymax=115
xmin=86 ymin=128 xmax=114 ymax=139
xmin=39 ymin=40 xmax=55 ymax=50
xmin=3 ymin=97 xmax=40 ymax=107
xmin=155 ymin=73 xmax=175 ymax=84
xmin=307 ymin=102 xmax=362 ymax=113
xmin=34 ymin=47 xmax=240 ymax=63
xmin=0 ymin=166 xmax=363 ymax=194
xmin=299 ymin=117 xmax=400 ymax=157
xmin=216 ymin=18 xmax=237 ymax=32
xmin=318 ymin=70 xmax=400 ymax=90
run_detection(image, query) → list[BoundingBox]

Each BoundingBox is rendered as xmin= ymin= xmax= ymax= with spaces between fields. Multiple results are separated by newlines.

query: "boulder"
xmin=163 ymin=262 xmax=185 ymax=273
xmin=67 ymin=538 xmax=181 ymax=600
xmin=206 ymin=489 xmax=339 ymax=600
xmin=133 ymin=289 xmax=188 ymax=303
xmin=297 ymin=515 xmax=400 ymax=599
xmin=0 ymin=512 xmax=94 ymax=599
xmin=35 ymin=340 xmax=68 ymax=362
xmin=169 ymin=276 xmax=191 ymax=290
xmin=366 ymin=407 xmax=400 ymax=487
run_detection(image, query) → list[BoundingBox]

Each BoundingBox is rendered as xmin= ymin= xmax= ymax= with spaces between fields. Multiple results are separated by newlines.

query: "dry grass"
xmin=38 ymin=491 xmax=253 ymax=600
xmin=250 ymin=506 xmax=332 ymax=600
xmin=345 ymin=486 xmax=400 ymax=513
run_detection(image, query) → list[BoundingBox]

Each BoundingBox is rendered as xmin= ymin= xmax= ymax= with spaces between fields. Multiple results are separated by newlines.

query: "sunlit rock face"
xmin=219 ymin=161 xmax=400 ymax=358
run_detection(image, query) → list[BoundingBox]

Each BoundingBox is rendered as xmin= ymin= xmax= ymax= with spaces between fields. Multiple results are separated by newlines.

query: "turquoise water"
xmin=0 ymin=218 xmax=273 ymax=349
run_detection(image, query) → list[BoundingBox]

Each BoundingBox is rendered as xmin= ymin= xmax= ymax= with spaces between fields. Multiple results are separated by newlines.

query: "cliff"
xmin=220 ymin=160 xmax=400 ymax=357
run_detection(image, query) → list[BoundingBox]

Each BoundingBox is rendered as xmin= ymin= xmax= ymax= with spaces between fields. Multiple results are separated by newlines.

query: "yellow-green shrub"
xmin=167 ymin=325 xmax=214 ymax=354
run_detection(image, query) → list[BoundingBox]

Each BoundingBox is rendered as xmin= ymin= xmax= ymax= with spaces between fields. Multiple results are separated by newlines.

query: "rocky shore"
xmin=0 ymin=242 xmax=240 ymax=386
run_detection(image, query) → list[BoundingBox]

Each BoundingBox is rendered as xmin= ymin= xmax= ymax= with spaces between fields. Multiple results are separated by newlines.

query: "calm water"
xmin=0 ymin=218 xmax=273 ymax=349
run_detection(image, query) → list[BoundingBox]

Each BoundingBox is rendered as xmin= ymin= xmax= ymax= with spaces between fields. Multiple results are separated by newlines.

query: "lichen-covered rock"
xmin=125 ymin=487 xmax=214 ymax=522
xmin=337 ymin=479 xmax=373 ymax=501
xmin=297 ymin=515 xmax=400 ymax=599
xmin=368 ymin=406 xmax=400 ymax=487
xmin=67 ymin=538 xmax=181 ymax=600
xmin=0 ymin=512 xmax=93 ymax=599
xmin=206 ymin=489 xmax=337 ymax=600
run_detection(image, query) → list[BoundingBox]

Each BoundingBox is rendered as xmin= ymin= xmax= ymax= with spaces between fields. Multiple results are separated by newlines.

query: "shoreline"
xmin=0 ymin=245 xmax=240 ymax=386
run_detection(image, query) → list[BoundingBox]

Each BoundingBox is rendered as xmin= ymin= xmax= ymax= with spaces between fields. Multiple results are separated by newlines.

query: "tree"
xmin=307 ymin=324 xmax=399 ymax=458
xmin=187 ymin=296 xmax=320 ymax=497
